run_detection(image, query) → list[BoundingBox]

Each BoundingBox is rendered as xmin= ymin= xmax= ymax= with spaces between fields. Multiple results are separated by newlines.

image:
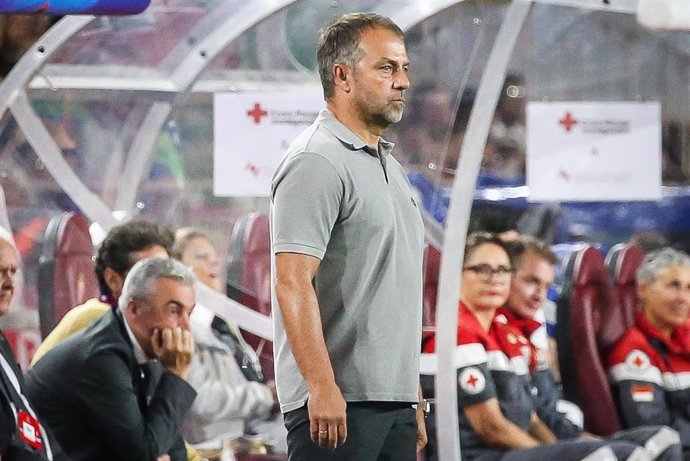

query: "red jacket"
xmin=607 ymin=310 xmax=690 ymax=449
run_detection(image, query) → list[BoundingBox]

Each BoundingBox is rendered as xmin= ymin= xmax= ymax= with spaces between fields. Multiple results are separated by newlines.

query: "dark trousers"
xmin=283 ymin=402 xmax=417 ymax=461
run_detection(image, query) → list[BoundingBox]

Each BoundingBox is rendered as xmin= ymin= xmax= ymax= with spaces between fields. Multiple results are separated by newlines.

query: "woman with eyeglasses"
xmin=422 ymin=232 xmax=674 ymax=461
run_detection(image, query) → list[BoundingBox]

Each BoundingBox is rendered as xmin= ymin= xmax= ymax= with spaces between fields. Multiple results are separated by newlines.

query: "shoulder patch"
xmin=459 ymin=367 xmax=486 ymax=395
xmin=625 ymin=349 xmax=651 ymax=373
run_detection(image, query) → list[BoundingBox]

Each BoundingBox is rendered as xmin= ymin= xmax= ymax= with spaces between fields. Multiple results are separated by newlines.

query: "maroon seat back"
xmin=557 ymin=246 xmax=621 ymax=435
xmin=603 ymin=243 xmax=643 ymax=350
xmin=422 ymin=243 xmax=441 ymax=344
xmin=226 ymin=213 xmax=273 ymax=380
xmin=241 ymin=214 xmax=271 ymax=316
xmin=38 ymin=212 xmax=99 ymax=339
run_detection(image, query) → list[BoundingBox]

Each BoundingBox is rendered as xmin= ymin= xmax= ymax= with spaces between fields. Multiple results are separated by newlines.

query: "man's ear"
xmin=104 ymin=267 xmax=125 ymax=299
xmin=127 ymin=299 xmax=139 ymax=317
xmin=333 ymin=63 xmax=351 ymax=93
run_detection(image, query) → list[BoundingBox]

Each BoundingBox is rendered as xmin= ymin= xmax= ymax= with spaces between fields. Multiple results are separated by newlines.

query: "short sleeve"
xmin=271 ymin=153 xmax=343 ymax=260
xmin=455 ymin=343 xmax=497 ymax=407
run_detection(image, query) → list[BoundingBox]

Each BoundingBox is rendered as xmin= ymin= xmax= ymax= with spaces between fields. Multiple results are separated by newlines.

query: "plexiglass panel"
xmin=47 ymin=0 xmax=222 ymax=68
xmin=0 ymin=4 xmax=689 ymax=455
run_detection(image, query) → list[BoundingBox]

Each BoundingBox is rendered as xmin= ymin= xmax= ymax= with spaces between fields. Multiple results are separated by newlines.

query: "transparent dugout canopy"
xmin=0 ymin=0 xmax=689 ymax=459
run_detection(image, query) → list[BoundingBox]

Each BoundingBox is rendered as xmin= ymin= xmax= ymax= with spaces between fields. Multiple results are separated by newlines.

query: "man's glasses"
xmin=463 ymin=264 xmax=513 ymax=281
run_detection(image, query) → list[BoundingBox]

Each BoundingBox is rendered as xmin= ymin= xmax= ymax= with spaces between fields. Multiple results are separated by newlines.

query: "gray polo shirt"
xmin=270 ymin=108 xmax=424 ymax=413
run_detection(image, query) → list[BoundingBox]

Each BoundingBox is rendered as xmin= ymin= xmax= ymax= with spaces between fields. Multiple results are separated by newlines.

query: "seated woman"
xmin=607 ymin=247 xmax=690 ymax=454
xmin=423 ymin=232 xmax=679 ymax=461
xmin=172 ymin=228 xmax=286 ymax=453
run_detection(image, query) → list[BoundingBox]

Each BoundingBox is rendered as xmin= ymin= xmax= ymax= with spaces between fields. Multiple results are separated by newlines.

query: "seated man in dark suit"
xmin=25 ymin=257 xmax=197 ymax=461
xmin=0 ymin=229 xmax=68 ymax=461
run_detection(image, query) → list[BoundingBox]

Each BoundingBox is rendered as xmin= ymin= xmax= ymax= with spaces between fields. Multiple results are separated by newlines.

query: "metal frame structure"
xmin=0 ymin=1 xmax=657 ymax=460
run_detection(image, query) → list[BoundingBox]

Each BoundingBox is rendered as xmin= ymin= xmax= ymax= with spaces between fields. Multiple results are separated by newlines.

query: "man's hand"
xmin=308 ymin=383 xmax=347 ymax=450
xmin=156 ymin=455 xmax=170 ymax=461
xmin=152 ymin=327 xmax=194 ymax=379
xmin=416 ymin=406 xmax=428 ymax=451
xmin=579 ymin=431 xmax=602 ymax=440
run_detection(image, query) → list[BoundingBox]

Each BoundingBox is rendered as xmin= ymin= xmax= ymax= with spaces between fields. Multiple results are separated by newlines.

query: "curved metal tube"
xmin=114 ymin=102 xmax=172 ymax=213
xmin=435 ymin=2 xmax=532 ymax=460
xmin=114 ymin=0 xmax=301 ymax=218
xmin=10 ymin=92 xmax=119 ymax=229
xmin=0 ymin=15 xmax=94 ymax=118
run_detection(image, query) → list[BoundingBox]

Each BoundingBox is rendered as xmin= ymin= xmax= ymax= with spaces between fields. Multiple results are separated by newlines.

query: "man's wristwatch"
xmin=415 ymin=399 xmax=431 ymax=416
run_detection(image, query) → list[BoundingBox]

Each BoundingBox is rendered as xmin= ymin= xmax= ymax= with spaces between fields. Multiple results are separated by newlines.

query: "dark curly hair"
xmin=464 ymin=232 xmax=513 ymax=267
xmin=95 ymin=220 xmax=174 ymax=297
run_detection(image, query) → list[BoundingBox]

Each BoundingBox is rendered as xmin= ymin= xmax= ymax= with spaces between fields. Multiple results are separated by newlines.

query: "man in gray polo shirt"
xmin=270 ymin=12 xmax=426 ymax=461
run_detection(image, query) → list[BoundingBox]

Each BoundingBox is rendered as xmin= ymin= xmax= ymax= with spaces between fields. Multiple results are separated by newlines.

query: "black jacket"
xmin=24 ymin=310 xmax=196 ymax=461
xmin=0 ymin=331 xmax=70 ymax=461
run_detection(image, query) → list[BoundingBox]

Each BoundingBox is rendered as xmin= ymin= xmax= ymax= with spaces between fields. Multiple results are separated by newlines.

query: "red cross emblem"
xmin=625 ymin=350 xmax=650 ymax=372
xmin=245 ymin=162 xmax=260 ymax=177
xmin=558 ymin=112 xmax=578 ymax=133
xmin=247 ymin=103 xmax=268 ymax=124
xmin=459 ymin=367 xmax=486 ymax=394
xmin=466 ymin=374 xmax=478 ymax=387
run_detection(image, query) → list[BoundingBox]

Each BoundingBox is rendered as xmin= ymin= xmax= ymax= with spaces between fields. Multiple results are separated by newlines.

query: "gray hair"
xmin=0 ymin=226 xmax=18 ymax=258
xmin=317 ymin=12 xmax=404 ymax=100
xmin=636 ymin=247 xmax=690 ymax=285
xmin=118 ymin=257 xmax=196 ymax=312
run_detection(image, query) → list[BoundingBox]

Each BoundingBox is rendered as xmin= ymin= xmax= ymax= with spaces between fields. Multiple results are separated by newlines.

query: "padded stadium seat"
xmin=556 ymin=245 xmax=621 ymax=435
xmin=226 ymin=213 xmax=273 ymax=380
xmin=422 ymin=243 xmax=441 ymax=346
xmin=603 ymin=243 xmax=643 ymax=349
xmin=38 ymin=212 xmax=99 ymax=339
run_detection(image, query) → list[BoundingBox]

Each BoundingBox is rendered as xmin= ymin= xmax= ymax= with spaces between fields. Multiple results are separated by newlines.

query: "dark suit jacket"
xmin=0 ymin=331 xmax=70 ymax=461
xmin=24 ymin=310 xmax=196 ymax=461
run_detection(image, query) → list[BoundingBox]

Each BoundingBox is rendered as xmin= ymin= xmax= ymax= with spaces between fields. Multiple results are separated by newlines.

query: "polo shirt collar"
xmin=317 ymin=108 xmax=394 ymax=157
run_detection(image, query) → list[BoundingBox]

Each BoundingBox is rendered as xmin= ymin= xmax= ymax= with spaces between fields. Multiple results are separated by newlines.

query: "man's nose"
xmin=0 ymin=269 xmax=15 ymax=284
xmin=209 ymin=256 xmax=221 ymax=270
xmin=681 ymin=290 xmax=690 ymax=303
xmin=394 ymin=70 xmax=410 ymax=90
xmin=179 ymin=312 xmax=191 ymax=331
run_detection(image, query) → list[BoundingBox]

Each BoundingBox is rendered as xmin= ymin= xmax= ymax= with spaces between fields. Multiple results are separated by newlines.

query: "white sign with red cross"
xmin=213 ymin=91 xmax=323 ymax=197
xmin=526 ymin=101 xmax=661 ymax=202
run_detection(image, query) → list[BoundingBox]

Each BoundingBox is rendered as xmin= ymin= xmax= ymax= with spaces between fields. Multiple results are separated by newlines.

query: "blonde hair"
xmin=171 ymin=227 xmax=212 ymax=261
